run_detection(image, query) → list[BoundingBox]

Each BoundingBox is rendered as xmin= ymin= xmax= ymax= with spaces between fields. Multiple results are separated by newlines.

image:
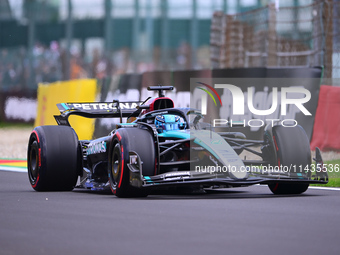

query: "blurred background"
xmin=0 ymin=0 xmax=339 ymax=91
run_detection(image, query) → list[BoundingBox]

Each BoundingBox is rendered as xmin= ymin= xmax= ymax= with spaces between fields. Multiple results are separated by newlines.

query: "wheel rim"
xmin=28 ymin=141 xmax=39 ymax=184
xmin=110 ymin=145 xmax=122 ymax=190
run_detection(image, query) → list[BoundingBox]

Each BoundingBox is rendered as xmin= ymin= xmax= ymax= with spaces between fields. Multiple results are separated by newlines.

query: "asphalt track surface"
xmin=1 ymin=170 xmax=339 ymax=255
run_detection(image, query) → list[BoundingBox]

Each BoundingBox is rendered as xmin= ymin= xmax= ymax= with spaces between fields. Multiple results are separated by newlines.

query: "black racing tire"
xmin=27 ymin=125 xmax=80 ymax=191
xmin=108 ymin=128 xmax=155 ymax=198
xmin=267 ymin=125 xmax=311 ymax=195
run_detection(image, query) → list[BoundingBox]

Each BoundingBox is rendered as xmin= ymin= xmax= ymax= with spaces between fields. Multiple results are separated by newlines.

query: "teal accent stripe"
xmin=158 ymin=131 xmax=190 ymax=139
xmin=144 ymin=176 xmax=152 ymax=183
xmin=194 ymin=138 xmax=219 ymax=159
xmin=61 ymin=103 xmax=69 ymax=110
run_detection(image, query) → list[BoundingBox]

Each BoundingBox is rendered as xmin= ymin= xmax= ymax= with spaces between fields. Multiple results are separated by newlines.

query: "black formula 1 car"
xmin=27 ymin=86 xmax=328 ymax=197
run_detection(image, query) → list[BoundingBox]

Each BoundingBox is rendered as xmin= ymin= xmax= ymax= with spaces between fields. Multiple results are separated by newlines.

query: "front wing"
xmin=127 ymin=155 xmax=328 ymax=190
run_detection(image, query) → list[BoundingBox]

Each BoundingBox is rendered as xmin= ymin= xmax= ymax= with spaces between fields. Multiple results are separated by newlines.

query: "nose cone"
xmin=191 ymin=130 xmax=248 ymax=179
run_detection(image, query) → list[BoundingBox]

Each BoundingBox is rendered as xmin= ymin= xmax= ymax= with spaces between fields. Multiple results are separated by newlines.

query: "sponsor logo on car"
xmin=87 ymin=141 xmax=107 ymax=155
xmin=67 ymin=102 xmax=140 ymax=111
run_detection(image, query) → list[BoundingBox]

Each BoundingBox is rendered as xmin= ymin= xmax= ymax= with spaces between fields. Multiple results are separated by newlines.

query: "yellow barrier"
xmin=35 ymin=79 xmax=98 ymax=140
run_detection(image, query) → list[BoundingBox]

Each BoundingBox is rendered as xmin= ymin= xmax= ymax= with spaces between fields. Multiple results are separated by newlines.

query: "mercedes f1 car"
xmin=27 ymin=86 xmax=328 ymax=197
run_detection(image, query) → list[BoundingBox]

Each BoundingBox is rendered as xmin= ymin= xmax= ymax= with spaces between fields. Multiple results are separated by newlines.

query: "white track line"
xmin=308 ymin=186 xmax=340 ymax=191
xmin=0 ymin=167 xmax=27 ymax=173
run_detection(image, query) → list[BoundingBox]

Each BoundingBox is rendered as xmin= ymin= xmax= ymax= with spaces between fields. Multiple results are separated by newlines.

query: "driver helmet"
xmin=155 ymin=115 xmax=181 ymax=133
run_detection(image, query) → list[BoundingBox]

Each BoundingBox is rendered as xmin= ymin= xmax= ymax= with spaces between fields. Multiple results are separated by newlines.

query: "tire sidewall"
xmin=27 ymin=132 xmax=42 ymax=190
xmin=108 ymin=128 xmax=155 ymax=197
xmin=27 ymin=126 xmax=79 ymax=191
xmin=108 ymin=141 xmax=126 ymax=196
xmin=268 ymin=125 xmax=311 ymax=194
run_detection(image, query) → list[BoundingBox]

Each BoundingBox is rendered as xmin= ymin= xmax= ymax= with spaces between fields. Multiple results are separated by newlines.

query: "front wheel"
xmin=108 ymin=128 xmax=155 ymax=198
xmin=266 ymin=125 xmax=310 ymax=195
xmin=109 ymin=142 xmax=131 ymax=197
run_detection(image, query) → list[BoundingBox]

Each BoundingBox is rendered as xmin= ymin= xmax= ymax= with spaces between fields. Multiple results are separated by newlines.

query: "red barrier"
xmin=310 ymin=85 xmax=340 ymax=151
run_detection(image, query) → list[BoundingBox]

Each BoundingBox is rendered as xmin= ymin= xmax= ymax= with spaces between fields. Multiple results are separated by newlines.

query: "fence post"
xmin=145 ymin=0 xmax=154 ymax=64
xmin=267 ymin=3 xmax=277 ymax=67
xmin=225 ymin=14 xmax=233 ymax=68
xmin=132 ymin=0 xmax=140 ymax=73
xmin=190 ymin=0 xmax=198 ymax=69
xmin=323 ymin=0 xmax=333 ymax=79
xmin=27 ymin=0 xmax=36 ymax=89
xmin=65 ymin=0 xmax=73 ymax=80
xmin=104 ymin=0 xmax=113 ymax=54
xmin=313 ymin=1 xmax=323 ymax=67
xmin=160 ymin=0 xmax=169 ymax=70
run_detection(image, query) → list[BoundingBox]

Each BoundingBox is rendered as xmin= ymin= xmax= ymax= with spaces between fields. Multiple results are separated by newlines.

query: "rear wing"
xmin=54 ymin=100 xmax=142 ymax=126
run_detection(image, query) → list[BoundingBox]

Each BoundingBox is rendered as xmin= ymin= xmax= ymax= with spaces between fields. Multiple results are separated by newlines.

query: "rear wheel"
xmin=27 ymin=125 xmax=80 ymax=191
xmin=108 ymin=128 xmax=155 ymax=197
xmin=267 ymin=125 xmax=311 ymax=195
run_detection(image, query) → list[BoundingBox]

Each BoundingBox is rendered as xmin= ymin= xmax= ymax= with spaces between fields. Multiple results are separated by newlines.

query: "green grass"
xmin=312 ymin=159 xmax=340 ymax=187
